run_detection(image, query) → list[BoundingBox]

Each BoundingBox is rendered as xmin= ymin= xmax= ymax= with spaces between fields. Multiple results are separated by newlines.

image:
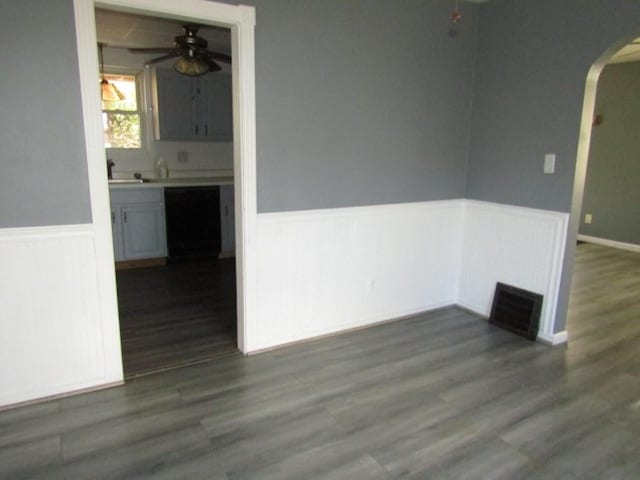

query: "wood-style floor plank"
xmin=116 ymin=257 xmax=238 ymax=378
xmin=0 ymin=242 xmax=638 ymax=479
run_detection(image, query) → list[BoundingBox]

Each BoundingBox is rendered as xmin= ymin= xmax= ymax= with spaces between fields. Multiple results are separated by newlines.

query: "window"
xmin=101 ymin=73 xmax=141 ymax=148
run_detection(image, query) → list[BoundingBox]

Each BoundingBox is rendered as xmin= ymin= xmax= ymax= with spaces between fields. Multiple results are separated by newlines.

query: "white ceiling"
xmin=94 ymin=8 xmax=231 ymax=54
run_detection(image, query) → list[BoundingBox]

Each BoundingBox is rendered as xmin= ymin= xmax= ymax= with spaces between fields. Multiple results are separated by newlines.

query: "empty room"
xmin=1 ymin=0 xmax=639 ymax=478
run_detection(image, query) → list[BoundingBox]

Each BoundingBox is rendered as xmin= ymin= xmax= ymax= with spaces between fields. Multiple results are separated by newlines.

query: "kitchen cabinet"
xmin=219 ymin=184 xmax=235 ymax=256
xmin=199 ymin=74 xmax=233 ymax=141
xmin=110 ymin=188 xmax=167 ymax=261
xmin=111 ymin=207 xmax=124 ymax=261
xmin=153 ymin=68 xmax=195 ymax=140
xmin=153 ymin=68 xmax=232 ymax=142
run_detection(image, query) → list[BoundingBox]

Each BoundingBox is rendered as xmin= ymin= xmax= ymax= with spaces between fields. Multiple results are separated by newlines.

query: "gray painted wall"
xmin=465 ymin=0 xmax=640 ymax=333
xmin=242 ymin=0 xmax=479 ymax=213
xmin=580 ymin=62 xmax=640 ymax=246
xmin=466 ymin=0 xmax=640 ymax=213
xmin=0 ymin=0 xmax=92 ymax=228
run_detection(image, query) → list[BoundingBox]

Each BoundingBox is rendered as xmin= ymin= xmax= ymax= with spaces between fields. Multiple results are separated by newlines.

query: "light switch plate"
xmin=544 ymin=153 xmax=556 ymax=174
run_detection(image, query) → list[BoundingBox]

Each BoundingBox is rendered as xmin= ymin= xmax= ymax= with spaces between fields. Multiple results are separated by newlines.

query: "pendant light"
xmin=98 ymin=43 xmax=125 ymax=102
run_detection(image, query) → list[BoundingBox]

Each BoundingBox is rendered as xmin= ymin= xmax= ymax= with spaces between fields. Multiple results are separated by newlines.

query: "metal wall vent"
xmin=489 ymin=282 xmax=543 ymax=341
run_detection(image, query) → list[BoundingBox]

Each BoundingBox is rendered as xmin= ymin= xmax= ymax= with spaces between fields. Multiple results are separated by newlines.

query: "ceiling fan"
xmin=128 ymin=24 xmax=231 ymax=76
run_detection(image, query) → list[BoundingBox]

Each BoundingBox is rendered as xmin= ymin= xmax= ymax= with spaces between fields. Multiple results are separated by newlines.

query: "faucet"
xmin=107 ymin=159 xmax=115 ymax=180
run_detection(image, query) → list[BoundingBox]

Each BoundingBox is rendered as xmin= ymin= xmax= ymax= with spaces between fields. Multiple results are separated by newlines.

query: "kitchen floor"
xmin=116 ymin=256 xmax=237 ymax=378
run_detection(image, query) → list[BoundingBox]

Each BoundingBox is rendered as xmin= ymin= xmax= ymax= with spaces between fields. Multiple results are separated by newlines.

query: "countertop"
xmin=108 ymin=176 xmax=234 ymax=189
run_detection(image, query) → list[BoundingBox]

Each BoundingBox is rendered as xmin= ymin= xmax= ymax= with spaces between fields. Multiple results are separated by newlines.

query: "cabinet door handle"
xmin=123 ymin=212 xmax=128 ymax=223
xmin=195 ymin=124 xmax=199 ymax=136
xmin=205 ymin=124 xmax=208 ymax=136
xmin=224 ymin=205 xmax=229 ymax=216
xmin=111 ymin=211 xmax=115 ymax=223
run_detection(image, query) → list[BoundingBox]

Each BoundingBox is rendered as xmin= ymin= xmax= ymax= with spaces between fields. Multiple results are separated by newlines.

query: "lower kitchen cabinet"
xmin=109 ymin=184 xmax=234 ymax=262
xmin=121 ymin=205 xmax=166 ymax=259
xmin=110 ymin=188 xmax=167 ymax=262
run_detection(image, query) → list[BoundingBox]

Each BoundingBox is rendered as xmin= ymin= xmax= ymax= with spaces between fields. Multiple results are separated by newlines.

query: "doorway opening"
xmin=566 ymin=32 xmax=640 ymax=346
xmin=95 ymin=8 xmax=238 ymax=378
xmin=73 ymin=0 xmax=256 ymax=382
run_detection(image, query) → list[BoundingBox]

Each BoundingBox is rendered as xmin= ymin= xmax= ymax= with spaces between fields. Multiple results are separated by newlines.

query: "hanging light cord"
xmin=449 ymin=0 xmax=462 ymax=37
xmin=98 ymin=43 xmax=107 ymax=81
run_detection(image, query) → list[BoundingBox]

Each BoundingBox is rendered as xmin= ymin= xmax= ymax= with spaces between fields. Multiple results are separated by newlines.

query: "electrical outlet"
xmin=584 ymin=213 xmax=592 ymax=224
xmin=177 ymin=151 xmax=189 ymax=164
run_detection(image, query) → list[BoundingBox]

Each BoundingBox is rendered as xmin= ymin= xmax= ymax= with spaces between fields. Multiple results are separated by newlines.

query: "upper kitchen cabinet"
xmin=152 ymin=68 xmax=232 ymax=142
xmin=199 ymin=74 xmax=233 ymax=141
xmin=153 ymin=68 xmax=195 ymax=140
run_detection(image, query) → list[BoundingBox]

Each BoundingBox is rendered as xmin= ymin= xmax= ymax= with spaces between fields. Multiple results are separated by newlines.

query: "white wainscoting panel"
xmin=0 ymin=225 xmax=118 ymax=407
xmin=458 ymin=201 xmax=569 ymax=341
xmin=0 ymin=199 xmax=571 ymax=406
xmin=250 ymin=201 xmax=464 ymax=352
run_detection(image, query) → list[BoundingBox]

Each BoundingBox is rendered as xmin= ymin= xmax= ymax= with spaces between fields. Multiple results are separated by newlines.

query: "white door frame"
xmin=72 ymin=0 xmax=257 ymax=372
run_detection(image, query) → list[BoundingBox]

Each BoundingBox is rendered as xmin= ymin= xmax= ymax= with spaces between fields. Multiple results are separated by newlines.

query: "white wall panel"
xmin=458 ymin=201 xmax=568 ymax=342
xmin=0 ymin=200 xmax=569 ymax=406
xmin=0 ymin=225 xmax=119 ymax=407
xmin=251 ymin=201 xmax=464 ymax=351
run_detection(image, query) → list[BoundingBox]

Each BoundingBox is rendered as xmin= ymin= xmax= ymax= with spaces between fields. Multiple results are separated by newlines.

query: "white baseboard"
xmin=455 ymin=300 xmax=489 ymax=319
xmin=537 ymin=330 xmax=568 ymax=345
xmin=577 ymin=234 xmax=640 ymax=253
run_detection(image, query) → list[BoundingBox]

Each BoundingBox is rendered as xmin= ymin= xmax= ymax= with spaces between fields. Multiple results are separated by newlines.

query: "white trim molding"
xmin=578 ymin=234 xmax=640 ymax=254
xmin=538 ymin=330 xmax=568 ymax=346
xmin=74 ymin=0 xmax=257 ymax=356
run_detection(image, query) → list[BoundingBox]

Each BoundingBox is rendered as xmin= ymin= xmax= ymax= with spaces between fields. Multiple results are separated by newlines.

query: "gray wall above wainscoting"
xmin=237 ymin=0 xmax=479 ymax=213
xmin=0 ymin=0 xmax=92 ymax=228
xmin=466 ymin=0 xmax=640 ymax=214
xmin=580 ymin=62 xmax=640 ymax=246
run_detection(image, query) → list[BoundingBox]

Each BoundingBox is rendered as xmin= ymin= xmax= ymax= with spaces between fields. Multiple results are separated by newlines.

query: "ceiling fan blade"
xmin=144 ymin=53 xmax=180 ymax=67
xmin=205 ymin=57 xmax=222 ymax=73
xmin=205 ymin=51 xmax=232 ymax=64
xmin=128 ymin=47 xmax=175 ymax=54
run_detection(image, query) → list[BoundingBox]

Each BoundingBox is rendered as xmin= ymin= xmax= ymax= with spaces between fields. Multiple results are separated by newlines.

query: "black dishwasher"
xmin=164 ymin=186 xmax=221 ymax=258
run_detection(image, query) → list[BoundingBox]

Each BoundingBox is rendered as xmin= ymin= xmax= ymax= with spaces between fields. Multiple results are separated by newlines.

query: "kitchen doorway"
xmin=73 ymin=0 xmax=256 ymax=382
xmin=95 ymin=7 xmax=238 ymax=377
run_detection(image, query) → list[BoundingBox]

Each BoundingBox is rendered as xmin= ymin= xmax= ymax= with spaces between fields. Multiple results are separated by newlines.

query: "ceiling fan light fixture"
xmin=173 ymin=55 xmax=210 ymax=76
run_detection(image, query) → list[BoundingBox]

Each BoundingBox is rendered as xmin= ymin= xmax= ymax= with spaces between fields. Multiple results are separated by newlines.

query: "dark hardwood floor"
xmin=116 ymin=257 xmax=237 ymax=378
xmin=1 ymin=243 xmax=639 ymax=479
